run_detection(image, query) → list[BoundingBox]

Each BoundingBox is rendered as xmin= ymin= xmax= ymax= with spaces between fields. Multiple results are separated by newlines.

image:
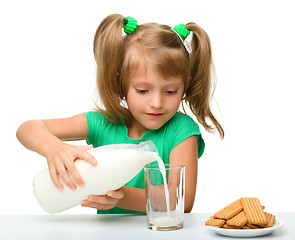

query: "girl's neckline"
xmin=123 ymin=124 xmax=152 ymax=141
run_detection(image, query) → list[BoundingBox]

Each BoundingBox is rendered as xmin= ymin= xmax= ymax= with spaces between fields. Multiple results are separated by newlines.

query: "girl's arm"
xmin=16 ymin=113 xmax=97 ymax=190
xmin=169 ymin=135 xmax=198 ymax=213
xmin=84 ymin=135 xmax=198 ymax=213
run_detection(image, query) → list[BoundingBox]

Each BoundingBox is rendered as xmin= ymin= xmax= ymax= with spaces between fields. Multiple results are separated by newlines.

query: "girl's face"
xmin=126 ymin=61 xmax=184 ymax=137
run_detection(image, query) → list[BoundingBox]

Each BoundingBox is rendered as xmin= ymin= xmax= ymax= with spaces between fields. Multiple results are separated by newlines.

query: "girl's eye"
xmin=165 ymin=90 xmax=177 ymax=95
xmin=136 ymin=89 xmax=148 ymax=94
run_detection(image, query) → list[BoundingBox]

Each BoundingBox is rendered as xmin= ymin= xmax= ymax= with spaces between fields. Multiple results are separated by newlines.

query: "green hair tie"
xmin=123 ymin=16 xmax=138 ymax=34
xmin=172 ymin=23 xmax=192 ymax=53
xmin=173 ymin=24 xmax=190 ymax=39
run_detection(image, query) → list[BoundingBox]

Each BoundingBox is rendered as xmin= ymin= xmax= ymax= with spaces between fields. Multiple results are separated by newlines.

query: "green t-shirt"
xmin=85 ymin=111 xmax=205 ymax=214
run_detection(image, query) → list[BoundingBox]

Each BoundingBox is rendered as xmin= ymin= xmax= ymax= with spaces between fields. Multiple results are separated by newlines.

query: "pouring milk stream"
xmin=33 ymin=141 xmax=171 ymax=214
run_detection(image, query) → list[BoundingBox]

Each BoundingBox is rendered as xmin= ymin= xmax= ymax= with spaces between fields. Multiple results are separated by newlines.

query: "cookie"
xmin=226 ymin=210 xmax=247 ymax=227
xmin=246 ymin=223 xmax=262 ymax=229
xmin=205 ymin=217 xmax=225 ymax=227
xmin=214 ymin=199 xmax=243 ymax=220
xmin=261 ymin=212 xmax=275 ymax=228
xmin=242 ymin=225 xmax=252 ymax=229
xmin=222 ymin=224 xmax=242 ymax=229
xmin=241 ymin=197 xmax=267 ymax=225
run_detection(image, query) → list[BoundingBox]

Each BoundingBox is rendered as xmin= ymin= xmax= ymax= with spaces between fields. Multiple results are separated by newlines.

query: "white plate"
xmin=206 ymin=218 xmax=284 ymax=238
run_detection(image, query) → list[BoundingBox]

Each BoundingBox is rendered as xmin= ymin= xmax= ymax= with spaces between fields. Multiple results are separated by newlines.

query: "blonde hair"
xmin=93 ymin=13 xmax=224 ymax=139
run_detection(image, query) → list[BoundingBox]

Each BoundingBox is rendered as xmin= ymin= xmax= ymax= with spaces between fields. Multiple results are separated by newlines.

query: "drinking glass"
xmin=144 ymin=163 xmax=185 ymax=231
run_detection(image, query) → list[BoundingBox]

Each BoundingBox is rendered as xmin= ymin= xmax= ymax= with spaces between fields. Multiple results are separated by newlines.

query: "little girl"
xmin=17 ymin=14 xmax=224 ymax=214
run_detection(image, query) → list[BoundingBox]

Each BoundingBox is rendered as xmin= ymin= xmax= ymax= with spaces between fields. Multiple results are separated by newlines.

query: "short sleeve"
xmin=84 ymin=111 xmax=106 ymax=147
xmin=169 ymin=113 xmax=205 ymax=158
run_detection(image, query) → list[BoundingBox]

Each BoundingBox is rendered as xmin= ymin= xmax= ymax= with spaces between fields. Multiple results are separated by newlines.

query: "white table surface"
xmin=0 ymin=212 xmax=292 ymax=240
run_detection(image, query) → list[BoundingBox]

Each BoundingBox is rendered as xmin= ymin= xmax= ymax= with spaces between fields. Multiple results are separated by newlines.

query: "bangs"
xmin=147 ymin=46 xmax=188 ymax=79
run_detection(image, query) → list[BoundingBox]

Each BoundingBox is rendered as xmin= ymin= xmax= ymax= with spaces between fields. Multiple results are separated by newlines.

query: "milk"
xmin=155 ymin=156 xmax=171 ymax=216
xmin=33 ymin=141 xmax=159 ymax=214
xmin=151 ymin=216 xmax=183 ymax=227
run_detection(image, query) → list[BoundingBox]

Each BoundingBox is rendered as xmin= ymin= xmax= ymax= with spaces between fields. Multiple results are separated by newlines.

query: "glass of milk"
xmin=144 ymin=163 xmax=185 ymax=231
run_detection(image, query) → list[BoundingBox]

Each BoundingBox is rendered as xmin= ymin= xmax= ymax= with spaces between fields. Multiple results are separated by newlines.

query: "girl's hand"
xmin=81 ymin=189 xmax=124 ymax=210
xmin=45 ymin=142 xmax=97 ymax=190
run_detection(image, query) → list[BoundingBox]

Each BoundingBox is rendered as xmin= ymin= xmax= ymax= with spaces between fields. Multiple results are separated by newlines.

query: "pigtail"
xmin=185 ymin=23 xmax=224 ymax=139
xmin=93 ymin=14 xmax=131 ymax=123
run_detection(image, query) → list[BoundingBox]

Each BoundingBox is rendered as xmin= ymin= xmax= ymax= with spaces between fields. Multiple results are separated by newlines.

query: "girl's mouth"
xmin=146 ymin=113 xmax=163 ymax=117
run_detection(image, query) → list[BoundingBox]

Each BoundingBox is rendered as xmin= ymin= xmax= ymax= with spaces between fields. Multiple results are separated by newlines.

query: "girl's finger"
xmin=77 ymin=145 xmax=94 ymax=151
xmin=76 ymin=151 xmax=97 ymax=166
xmin=48 ymin=166 xmax=63 ymax=190
xmin=56 ymin=163 xmax=77 ymax=190
xmin=107 ymin=189 xmax=124 ymax=199
xmin=65 ymin=162 xmax=85 ymax=187
xmin=87 ymin=195 xmax=120 ymax=205
xmin=81 ymin=200 xmax=115 ymax=210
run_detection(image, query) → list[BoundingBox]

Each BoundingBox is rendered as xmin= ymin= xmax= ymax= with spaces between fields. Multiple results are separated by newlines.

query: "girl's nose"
xmin=149 ymin=92 xmax=163 ymax=109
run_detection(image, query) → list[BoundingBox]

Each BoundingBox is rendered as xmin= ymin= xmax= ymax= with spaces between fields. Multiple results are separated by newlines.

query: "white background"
xmin=1 ymin=0 xmax=294 ymax=215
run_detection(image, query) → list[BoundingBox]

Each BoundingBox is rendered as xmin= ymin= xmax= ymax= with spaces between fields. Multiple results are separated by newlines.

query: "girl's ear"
xmin=182 ymin=77 xmax=191 ymax=100
xmin=185 ymin=76 xmax=192 ymax=91
xmin=189 ymin=76 xmax=192 ymax=83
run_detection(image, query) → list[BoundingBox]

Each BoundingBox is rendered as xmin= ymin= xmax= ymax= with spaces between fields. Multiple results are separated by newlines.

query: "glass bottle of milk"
xmin=33 ymin=141 xmax=159 ymax=214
